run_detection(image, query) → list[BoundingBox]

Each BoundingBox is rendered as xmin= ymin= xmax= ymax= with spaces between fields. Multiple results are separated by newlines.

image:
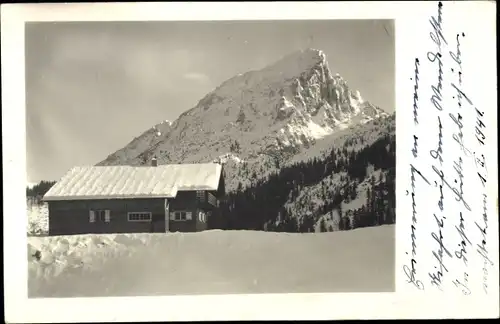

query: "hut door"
xmin=164 ymin=199 xmax=170 ymax=233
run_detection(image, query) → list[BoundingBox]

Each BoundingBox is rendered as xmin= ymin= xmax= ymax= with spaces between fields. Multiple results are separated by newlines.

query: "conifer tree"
xmin=319 ymin=218 xmax=327 ymax=232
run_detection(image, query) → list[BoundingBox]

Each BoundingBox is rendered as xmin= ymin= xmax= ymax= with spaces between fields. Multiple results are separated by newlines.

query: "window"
xmin=128 ymin=212 xmax=152 ymax=222
xmin=170 ymin=211 xmax=192 ymax=221
xmin=175 ymin=211 xmax=187 ymax=221
xmin=198 ymin=211 xmax=206 ymax=223
xmin=196 ymin=190 xmax=205 ymax=202
xmin=207 ymin=192 xmax=217 ymax=206
xmin=89 ymin=210 xmax=111 ymax=223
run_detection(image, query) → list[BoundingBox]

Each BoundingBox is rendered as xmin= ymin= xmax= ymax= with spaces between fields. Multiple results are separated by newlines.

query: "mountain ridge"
xmin=98 ymin=48 xmax=389 ymax=186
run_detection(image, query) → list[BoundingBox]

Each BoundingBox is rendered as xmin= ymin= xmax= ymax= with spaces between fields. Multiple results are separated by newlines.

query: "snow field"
xmin=28 ymin=225 xmax=395 ymax=297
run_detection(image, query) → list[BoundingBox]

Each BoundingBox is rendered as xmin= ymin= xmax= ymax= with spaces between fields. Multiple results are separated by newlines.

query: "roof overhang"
xmin=42 ymin=163 xmax=223 ymax=202
xmin=43 ymin=191 xmax=178 ymax=202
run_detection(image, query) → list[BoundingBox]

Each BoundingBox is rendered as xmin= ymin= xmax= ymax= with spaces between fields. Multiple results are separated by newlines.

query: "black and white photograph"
xmin=3 ymin=1 xmax=499 ymax=322
xmin=25 ymin=19 xmax=396 ymax=297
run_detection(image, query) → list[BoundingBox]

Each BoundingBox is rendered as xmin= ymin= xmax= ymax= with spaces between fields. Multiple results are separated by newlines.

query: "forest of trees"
xmin=212 ymin=133 xmax=396 ymax=233
xmin=229 ymin=140 xmax=241 ymax=154
xmin=26 ymin=180 xmax=56 ymax=203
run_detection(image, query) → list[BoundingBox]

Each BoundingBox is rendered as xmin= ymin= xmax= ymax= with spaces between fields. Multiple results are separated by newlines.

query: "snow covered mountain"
xmin=108 ymin=119 xmax=173 ymax=163
xmin=220 ymin=116 xmax=395 ymax=233
xmin=93 ymin=48 xmax=395 ymax=233
xmin=98 ymin=48 xmax=388 ymax=191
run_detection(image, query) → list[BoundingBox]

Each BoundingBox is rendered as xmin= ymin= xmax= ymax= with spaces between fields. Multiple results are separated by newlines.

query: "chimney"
xmin=151 ymin=156 xmax=158 ymax=167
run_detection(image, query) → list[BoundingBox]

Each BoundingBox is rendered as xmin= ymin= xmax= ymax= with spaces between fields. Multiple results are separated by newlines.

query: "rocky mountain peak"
xmin=98 ymin=49 xmax=388 ymax=182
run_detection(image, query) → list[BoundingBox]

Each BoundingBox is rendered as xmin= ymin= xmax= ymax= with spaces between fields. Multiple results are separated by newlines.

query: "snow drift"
xmin=28 ymin=225 xmax=395 ymax=297
xmin=27 ymin=202 xmax=49 ymax=236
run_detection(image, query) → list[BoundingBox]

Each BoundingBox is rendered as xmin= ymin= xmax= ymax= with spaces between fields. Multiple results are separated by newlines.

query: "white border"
xmin=2 ymin=1 xmax=498 ymax=322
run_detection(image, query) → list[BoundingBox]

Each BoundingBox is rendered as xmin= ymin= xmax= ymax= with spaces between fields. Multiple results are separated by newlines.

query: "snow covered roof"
xmin=43 ymin=163 xmax=223 ymax=201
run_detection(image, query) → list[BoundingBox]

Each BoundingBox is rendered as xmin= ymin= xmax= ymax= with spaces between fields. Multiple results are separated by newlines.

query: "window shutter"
xmin=105 ymin=210 xmax=111 ymax=223
xmin=89 ymin=210 xmax=96 ymax=223
xmin=186 ymin=211 xmax=192 ymax=220
xmin=170 ymin=212 xmax=175 ymax=220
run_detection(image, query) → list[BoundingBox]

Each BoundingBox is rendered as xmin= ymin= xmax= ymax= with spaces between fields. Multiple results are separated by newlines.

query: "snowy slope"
xmin=284 ymin=167 xmax=388 ymax=232
xmin=341 ymin=167 xmax=385 ymax=212
xmin=97 ymin=49 xmax=388 ymax=191
xmin=27 ymin=202 xmax=49 ymax=236
xmin=277 ymin=117 xmax=395 ymax=233
xmin=28 ymin=225 xmax=395 ymax=297
xmin=107 ymin=120 xmax=173 ymax=163
xmin=288 ymin=113 xmax=395 ymax=165
xmin=283 ymin=172 xmax=349 ymax=229
xmin=219 ymin=113 xmax=394 ymax=194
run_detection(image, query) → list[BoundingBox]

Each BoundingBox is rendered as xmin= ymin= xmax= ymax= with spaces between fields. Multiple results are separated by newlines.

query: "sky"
xmin=26 ymin=20 xmax=394 ymax=183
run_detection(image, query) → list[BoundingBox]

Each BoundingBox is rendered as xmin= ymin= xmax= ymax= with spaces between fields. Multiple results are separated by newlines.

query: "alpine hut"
xmin=42 ymin=160 xmax=225 ymax=236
